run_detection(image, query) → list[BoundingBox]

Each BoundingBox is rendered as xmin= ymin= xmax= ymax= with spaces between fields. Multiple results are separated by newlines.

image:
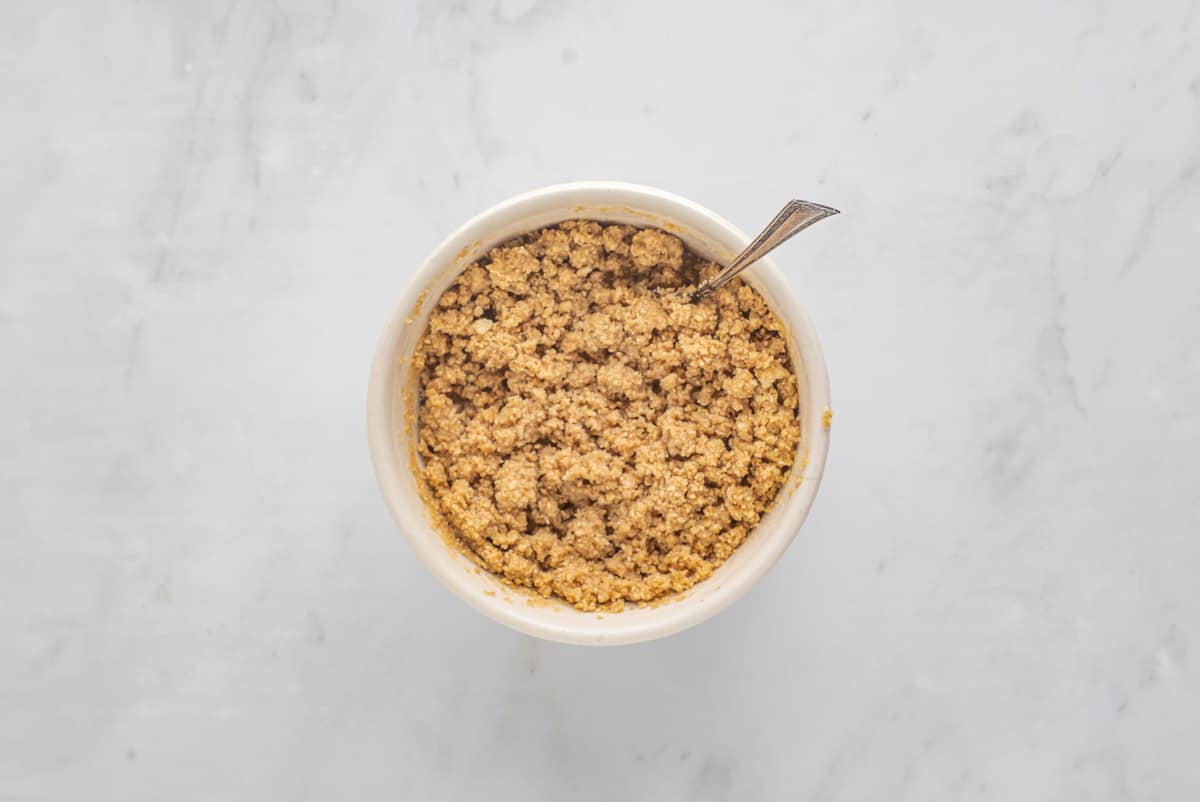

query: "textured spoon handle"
xmin=692 ymin=199 xmax=839 ymax=300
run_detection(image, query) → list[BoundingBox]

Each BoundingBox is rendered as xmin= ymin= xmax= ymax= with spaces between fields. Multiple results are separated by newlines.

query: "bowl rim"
xmin=367 ymin=181 xmax=831 ymax=645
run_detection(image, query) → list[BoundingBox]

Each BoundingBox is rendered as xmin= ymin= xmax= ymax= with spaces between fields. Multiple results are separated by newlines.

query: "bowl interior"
xmin=368 ymin=183 xmax=829 ymax=645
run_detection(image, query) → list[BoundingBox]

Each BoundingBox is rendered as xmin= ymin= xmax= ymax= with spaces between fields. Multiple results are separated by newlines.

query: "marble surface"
xmin=3 ymin=0 xmax=1199 ymax=799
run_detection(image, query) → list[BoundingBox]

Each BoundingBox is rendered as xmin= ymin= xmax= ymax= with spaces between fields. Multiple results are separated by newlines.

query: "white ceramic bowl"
xmin=367 ymin=182 xmax=830 ymax=645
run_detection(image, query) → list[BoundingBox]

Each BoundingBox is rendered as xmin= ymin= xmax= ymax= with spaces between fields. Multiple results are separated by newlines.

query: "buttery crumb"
xmin=414 ymin=221 xmax=802 ymax=611
xmin=822 ymin=406 xmax=833 ymax=430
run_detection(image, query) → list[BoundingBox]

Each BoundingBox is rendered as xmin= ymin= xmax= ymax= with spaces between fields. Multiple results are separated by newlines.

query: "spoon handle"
xmin=691 ymin=199 xmax=839 ymax=300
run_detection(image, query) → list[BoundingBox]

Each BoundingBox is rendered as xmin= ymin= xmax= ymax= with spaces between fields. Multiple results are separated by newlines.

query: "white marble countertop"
xmin=3 ymin=1 xmax=1199 ymax=799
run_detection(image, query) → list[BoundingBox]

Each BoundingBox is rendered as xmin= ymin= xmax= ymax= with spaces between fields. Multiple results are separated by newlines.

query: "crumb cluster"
xmin=414 ymin=221 xmax=801 ymax=611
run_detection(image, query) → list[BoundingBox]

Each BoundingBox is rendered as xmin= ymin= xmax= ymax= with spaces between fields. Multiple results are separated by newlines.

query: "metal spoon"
xmin=690 ymin=199 xmax=839 ymax=301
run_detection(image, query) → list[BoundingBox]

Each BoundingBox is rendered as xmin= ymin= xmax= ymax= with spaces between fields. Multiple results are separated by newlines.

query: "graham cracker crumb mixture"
xmin=414 ymin=221 xmax=801 ymax=611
